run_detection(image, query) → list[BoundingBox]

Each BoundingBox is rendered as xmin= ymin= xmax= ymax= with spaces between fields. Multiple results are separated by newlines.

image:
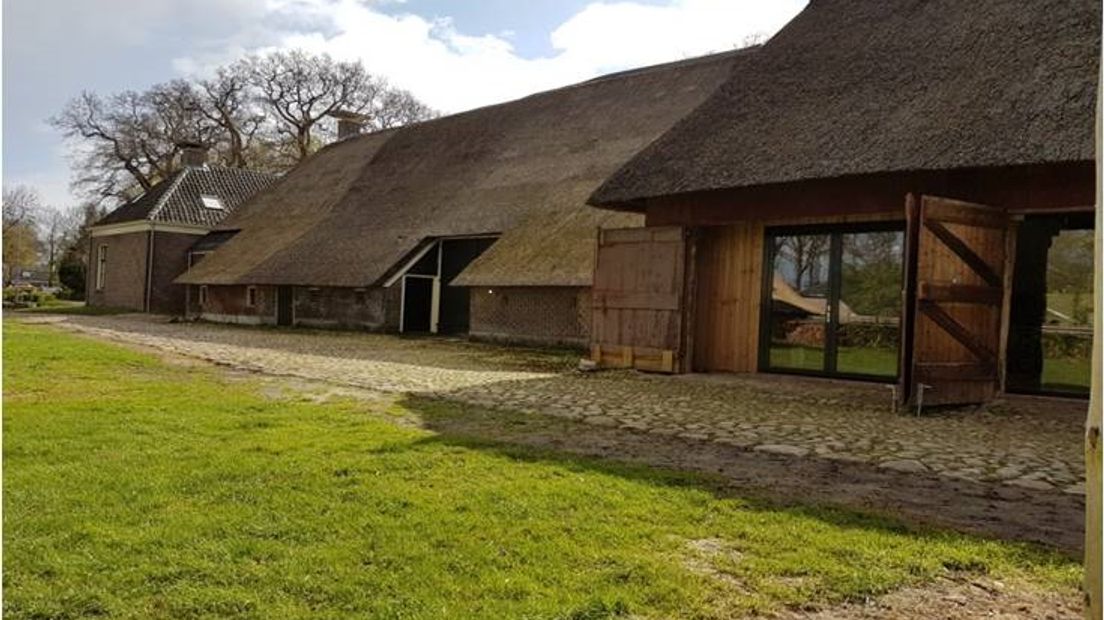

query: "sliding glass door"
xmin=761 ymin=224 xmax=904 ymax=381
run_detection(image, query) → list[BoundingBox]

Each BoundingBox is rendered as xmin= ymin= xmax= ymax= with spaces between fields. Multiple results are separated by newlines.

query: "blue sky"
xmin=3 ymin=0 xmax=805 ymax=209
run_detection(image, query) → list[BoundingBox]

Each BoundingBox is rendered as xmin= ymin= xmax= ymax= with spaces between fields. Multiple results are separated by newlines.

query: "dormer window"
xmin=199 ymin=195 xmax=224 ymax=210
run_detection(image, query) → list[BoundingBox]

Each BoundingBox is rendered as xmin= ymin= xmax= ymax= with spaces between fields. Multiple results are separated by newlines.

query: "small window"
xmin=246 ymin=286 xmax=257 ymax=307
xmin=199 ymin=195 xmax=224 ymax=210
xmin=308 ymin=287 xmax=321 ymax=302
xmin=354 ymin=288 xmax=367 ymax=305
xmin=95 ymin=245 xmax=107 ymax=291
xmin=198 ymin=285 xmax=208 ymax=306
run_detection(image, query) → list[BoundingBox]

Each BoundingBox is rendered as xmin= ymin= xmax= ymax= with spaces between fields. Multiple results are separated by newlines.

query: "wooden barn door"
xmin=591 ymin=227 xmax=690 ymax=373
xmin=903 ymin=195 xmax=1009 ymax=406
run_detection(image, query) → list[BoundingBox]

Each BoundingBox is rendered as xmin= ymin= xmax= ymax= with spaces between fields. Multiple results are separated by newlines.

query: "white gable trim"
xmin=91 ymin=221 xmax=211 ymax=237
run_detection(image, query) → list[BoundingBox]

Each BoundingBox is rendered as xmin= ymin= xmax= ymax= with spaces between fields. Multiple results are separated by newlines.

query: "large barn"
xmin=587 ymin=0 xmax=1099 ymax=404
xmin=176 ymin=49 xmax=747 ymax=347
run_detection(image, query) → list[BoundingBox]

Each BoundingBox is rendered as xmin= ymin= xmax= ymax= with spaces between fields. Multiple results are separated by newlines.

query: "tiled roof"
xmin=96 ymin=166 xmax=278 ymax=228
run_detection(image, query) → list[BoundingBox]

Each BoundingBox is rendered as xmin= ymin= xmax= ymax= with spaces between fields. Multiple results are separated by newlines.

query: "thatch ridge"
xmin=179 ymin=48 xmax=749 ymax=287
xmin=590 ymin=0 xmax=1100 ymax=208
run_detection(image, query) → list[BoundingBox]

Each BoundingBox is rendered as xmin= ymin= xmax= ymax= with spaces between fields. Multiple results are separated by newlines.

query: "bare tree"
xmin=194 ymin=64 xmax=267 ymax=168
xmin=246 ymin=50 xmax=386 ymax=162
xmin=37 ymin=206 xmax=80 ymax=286
xmin=53 ymin=50 xmax=436 ymax=205
xmin=373 ymin=87 xmax=438 ymax=130
xmin=2 ymin=185 xmax=43 ymax=284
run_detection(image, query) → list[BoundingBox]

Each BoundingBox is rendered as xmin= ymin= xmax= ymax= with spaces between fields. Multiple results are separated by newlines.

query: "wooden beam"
xmin=923 ymin=219 xmax=1003 ymax=287
xmin=914 ymin=361 xmax=995 ymax=382
xmin=918 ymin=299 xmax=997 ymax=366
xmin=923 ymin=199 xmax=1008 ymax=229
xmin=918 ymin=282 xmax=1003 ymax=305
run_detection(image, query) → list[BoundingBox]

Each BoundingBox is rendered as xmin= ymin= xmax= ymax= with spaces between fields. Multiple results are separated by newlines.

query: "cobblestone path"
xmin=28 ymin=313 xmax=1086 ymax=494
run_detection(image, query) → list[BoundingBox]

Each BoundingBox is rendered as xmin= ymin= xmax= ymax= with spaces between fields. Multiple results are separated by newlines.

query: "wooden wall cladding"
xmin=692 ymin=222 xmax=763 ymax=372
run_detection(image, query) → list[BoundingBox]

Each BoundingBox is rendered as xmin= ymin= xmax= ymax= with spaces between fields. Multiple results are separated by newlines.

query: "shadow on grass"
xmin=394 ymin=392 xmax=1085 ymax=559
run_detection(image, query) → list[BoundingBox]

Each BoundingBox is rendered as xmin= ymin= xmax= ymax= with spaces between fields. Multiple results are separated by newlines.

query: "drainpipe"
xmin=144 ymin=225 xmax=156 ymax=312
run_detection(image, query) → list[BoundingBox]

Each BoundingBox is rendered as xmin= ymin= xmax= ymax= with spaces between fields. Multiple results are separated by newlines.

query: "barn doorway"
xmin=1005 ymin=212 xmax=1094 ymax=397
xmin=760 ymin=223 xmax=905 ymax=381
xmin=276 ymin=285 xmax=293 ymax=326
xmin=394 ymin=236 xmax=497 ymax=334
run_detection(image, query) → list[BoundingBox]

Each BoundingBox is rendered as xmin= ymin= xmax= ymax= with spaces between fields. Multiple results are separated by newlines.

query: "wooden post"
xmin=1085 ymin=63 xmax=1102 ymax=620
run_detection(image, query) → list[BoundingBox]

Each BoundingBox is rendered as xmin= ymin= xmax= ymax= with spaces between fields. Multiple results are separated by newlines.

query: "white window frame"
xmin=245 ymin=286 xmax=257 ymax=308
xmin=198 ymin=285 xmax=208 ymax=306
xmin=95 ymin=244 xmax=107 ymax=291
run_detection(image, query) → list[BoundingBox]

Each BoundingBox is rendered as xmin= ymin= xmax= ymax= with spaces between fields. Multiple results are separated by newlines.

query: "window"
xmin=354 ymin=288 xmax=367 ymax=305
xmin=198 ymin=285 xmax=208 ymax=306
xmin=95 ymin=245 xmax=107 ymax=290
xmin=246 ymin=286 xmax=257 ymax=308
xmin=199 ymin=195 xmax=224 ymax=210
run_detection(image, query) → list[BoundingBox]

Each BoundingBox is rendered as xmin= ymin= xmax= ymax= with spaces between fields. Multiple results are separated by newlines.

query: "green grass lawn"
xmin=13 ymin=302 xmax=132 ymax=316
xmin=769 ymin=344 xmax=898 ymax=378
xmin=3 ymin=322 xmax=1080 ymax=619
xmin=1041 ymin=356 xmax=1093 ymax=393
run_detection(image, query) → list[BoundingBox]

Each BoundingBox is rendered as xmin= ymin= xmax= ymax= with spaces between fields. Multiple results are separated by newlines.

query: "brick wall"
xmin=193 ymin=284 xmax=277 ymax=325
xmin=293 ymin=286 xmax=400 ymax=331
xmin=149 ymin=231 xmax=204 ymax=315
xmin=469 ymin=286 xmax=590 ymax=348
xmin=87 ymin=231 xmax=148 ymax=311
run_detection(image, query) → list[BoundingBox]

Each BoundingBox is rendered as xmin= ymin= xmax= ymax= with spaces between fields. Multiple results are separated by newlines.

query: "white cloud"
xmin=174 ymin=0 xmax=806 ymax=114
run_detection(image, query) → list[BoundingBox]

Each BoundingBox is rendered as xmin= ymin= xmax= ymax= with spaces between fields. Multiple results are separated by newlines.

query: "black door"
xmin=402 ymin=276 xmax=433 ymax=332
xmin=276 ymin=285 xmax=293 ymax=326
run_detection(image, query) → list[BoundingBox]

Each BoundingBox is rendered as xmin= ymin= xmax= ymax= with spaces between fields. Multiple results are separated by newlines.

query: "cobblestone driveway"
xmin=28 ymin=313 xmax=1086 ymax=494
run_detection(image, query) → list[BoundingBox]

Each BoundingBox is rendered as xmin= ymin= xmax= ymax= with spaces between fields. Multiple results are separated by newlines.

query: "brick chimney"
xmin=330 ymin=110 xmax=367 ymax=141
xmin=178 ymin=141 xmax=208 ymax=168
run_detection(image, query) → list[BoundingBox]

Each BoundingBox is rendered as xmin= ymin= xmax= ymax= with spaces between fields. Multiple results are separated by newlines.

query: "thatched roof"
xmin=590 ymin=0 xmax=1100 ymax=208
xmin=97 ymin=166 xmax=277 ymax=227
xmin=178 ymin=49 xmax=747 ymax=287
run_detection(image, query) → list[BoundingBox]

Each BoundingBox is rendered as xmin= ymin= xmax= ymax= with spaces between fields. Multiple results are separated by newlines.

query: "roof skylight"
xmin=199 ymin=195 xmax=225 ymax=210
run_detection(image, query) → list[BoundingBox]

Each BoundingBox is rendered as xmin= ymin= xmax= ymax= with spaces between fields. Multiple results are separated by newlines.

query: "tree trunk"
xmin=1085 ymin=63 xmax=1102 ymax=620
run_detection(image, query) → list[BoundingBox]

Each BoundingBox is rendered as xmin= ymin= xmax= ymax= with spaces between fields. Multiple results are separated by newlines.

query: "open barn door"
xmin=591 ymin=226 xmax=690 ymax=373
xmin=902 ymin=195 xmax=1009 ymax=406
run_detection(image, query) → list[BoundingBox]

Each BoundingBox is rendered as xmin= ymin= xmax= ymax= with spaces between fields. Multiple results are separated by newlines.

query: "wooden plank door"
xmin=591 ymin=226 xmax=689 ymax=373
xmin=906 ymin=195 xmax=1009 ymax=405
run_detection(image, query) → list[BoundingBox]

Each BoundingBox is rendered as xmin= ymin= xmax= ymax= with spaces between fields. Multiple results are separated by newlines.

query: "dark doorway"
xmin=401 ymin=276 xmax=434 ymax=333
xmin=1006 ymin=212 xmax=1093 ymax=396
xmin=438 ymin=238 xmax=496 ymax=334
xmin=760 ymin=223 xmax=905 ymax=381
xmin=397 ymin=237 xmax=497 ymax=334
xmin=276 ymin=286 xmax=293 ymax=326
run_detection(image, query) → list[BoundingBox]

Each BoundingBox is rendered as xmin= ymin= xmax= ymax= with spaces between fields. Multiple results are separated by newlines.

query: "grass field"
xmin=1041 ymin=356 xmax=1093 ymax=393
xmin=769 ymin=344 xmax=898 ymax=378
xmin=3 ymin=322 xmax=1080 ymax=619
xmin=13 ymin=302 xmax=132 ymax=316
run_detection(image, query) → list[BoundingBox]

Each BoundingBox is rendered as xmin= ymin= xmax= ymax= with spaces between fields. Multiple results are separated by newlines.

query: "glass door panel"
xmin=766 ymin=233 xmax=831 ymax=372
xmin=836 ymin=231 xmax=904 ymax=377
xmin=1041 ymin=229 xmax=1093 ymax=393
xmin=762 ymin=225 xmax=904 ymax=381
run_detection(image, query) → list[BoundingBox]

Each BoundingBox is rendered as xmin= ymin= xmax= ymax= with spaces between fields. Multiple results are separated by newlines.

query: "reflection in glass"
xmin=1041 ymin=229 xmax=1093 ymax=393
xmin=836 ymin=231 xmax=903 ymax=377
xmin=768 ymin=234 xmax=830 ymax=371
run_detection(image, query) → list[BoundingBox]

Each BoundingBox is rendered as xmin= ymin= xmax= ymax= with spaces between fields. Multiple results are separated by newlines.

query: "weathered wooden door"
xmin=903 ymin=195 xmax=1009 ymax=405
xmin=591 ymin=226 xmax=690 ymax=373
